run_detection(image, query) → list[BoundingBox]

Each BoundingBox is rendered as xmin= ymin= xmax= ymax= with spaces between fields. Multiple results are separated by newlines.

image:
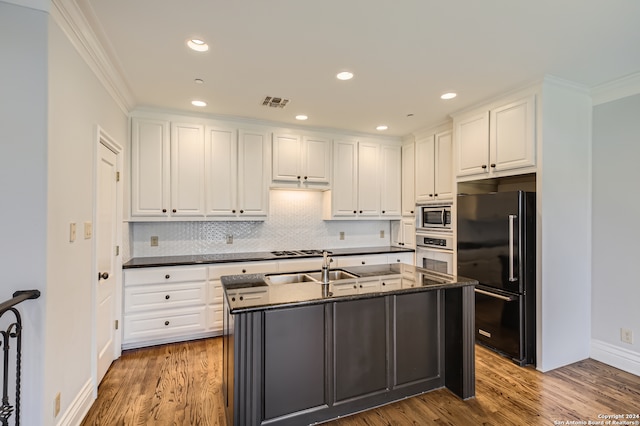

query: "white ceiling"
xmin=78 ymin=0 xmax=640 ymax=137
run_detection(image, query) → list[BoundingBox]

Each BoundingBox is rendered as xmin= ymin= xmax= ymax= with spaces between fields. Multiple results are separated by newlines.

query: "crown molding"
xmin=591 ymin=72 xmax=640 ymax=106
xmin=50 ymin=0 xmax=134 ymax=114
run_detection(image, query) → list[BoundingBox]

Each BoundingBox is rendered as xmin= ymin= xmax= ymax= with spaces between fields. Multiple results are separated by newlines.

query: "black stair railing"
xmin=0 ymin=290 xmax=40 ymax=426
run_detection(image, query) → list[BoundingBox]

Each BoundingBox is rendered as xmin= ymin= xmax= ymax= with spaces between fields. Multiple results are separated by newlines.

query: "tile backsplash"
xmin=130 ymin=190 xmax=391 ymax=258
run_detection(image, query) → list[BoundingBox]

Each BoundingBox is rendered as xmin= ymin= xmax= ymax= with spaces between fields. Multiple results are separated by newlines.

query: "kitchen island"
xmin=222 ymin=263 xmax=477 ymax=426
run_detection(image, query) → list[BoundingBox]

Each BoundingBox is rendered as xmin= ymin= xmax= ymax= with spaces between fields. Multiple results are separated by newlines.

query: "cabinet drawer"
xmin=387 ymin=253 xmax=414 ymax=265
xmin=381 ymin=277 xmax=402 ymax=291
xmin=123 ymin=306 xmax=207 ymax=342
xmin=208 ymin=261 xmax=277 ymax=280
xmin=124 ymin=282 xmax=206 ymax=313
xmin=125 ymin=266 xmax=207 ymax=286
xmin=336 ymin=254 xmax=389 ymax=267
xmin=278 ymin=258 xmax=324 ymax=273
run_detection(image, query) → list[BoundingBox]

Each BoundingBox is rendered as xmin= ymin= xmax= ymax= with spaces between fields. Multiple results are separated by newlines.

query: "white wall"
xmin=45 ymin=12 xmax=128 ymax=425
xmin=591 ymin=93 xmax=640 ymax=375
xmin=537 ymin=77 xmax=592 ymax=372
xmin=0 ymin=3 xmax=48 ymax=425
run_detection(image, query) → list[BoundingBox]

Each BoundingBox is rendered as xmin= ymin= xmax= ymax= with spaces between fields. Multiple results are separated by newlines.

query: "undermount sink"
xmin=306 ymin=270 xmax=358 ymax=282
xmin=265 ymin=269 xmax=358 ymax=285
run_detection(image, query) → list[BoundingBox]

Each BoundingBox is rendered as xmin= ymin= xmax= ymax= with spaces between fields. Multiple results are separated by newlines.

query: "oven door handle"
xmin=475 ymin=288 xmax=516 ymax=302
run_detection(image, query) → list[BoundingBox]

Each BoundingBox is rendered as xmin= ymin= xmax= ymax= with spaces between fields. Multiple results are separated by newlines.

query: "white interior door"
xmin=96 ymin=142 xmax=118 ymax=383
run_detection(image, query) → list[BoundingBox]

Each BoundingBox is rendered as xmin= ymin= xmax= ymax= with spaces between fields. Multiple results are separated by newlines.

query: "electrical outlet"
xmin=54 ymin=392 xmax=61 ymax=417
xmin=339 ymin=232 xmax=345 ymax=240
xmin=226 ymin=235 xmax=233 ymax=244
xmin=380 ymin=230 xmax=385 ymax=238
xmin=150 ymin=236 xmax=159 ymax=247
xmin=621 ymin=328 xmax=633 ymax=344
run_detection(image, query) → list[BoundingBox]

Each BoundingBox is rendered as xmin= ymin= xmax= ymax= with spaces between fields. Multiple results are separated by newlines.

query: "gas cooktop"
xmin=270 ymin=249 xmax=332 ymax=257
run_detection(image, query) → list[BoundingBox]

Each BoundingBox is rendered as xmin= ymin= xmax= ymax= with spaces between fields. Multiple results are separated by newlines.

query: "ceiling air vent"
xmin=262 ymin=96 xmax=289 ymax=108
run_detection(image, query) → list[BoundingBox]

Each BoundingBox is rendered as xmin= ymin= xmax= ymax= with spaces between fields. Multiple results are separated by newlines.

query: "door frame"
xmin=92 ymin=125 xmax=123 ymax=395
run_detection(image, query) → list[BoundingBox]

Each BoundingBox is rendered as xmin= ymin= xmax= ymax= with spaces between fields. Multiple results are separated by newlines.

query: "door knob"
xmin=98 ymin=272 xmax=109 ymax=280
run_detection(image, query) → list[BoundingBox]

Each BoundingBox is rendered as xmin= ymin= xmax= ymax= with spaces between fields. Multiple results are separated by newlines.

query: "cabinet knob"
xmin=242 ymin=269 xmax=247 ymax=273
xmin=239 ymin=296 xmax=244 ymax=301
xmin=172 ymin=209 xmax=177 ymax=213
xmin=434 ymin=194 xmax=438 ymax=197
xmin=231 ymin=297 xmax=236 ymax=302
xmin=382 ymin=210 xmax=386 ymax=214
xmin=240 ymin=210 xmax=244 ymax=214
xmin=98 ymin=272 xmax=109 ymax=280
xmin=304 ymin=176 xmax=308 ymax=180
xmin=353 ymin=285 xmax=357 ymax=289
xmin=490 ymin=163 xmax=496 ymax=168
xmin=429 ymin=194 xmax=433 ymax=197
xmin=410 ymin=210 xmax=414 ymax=214
xmin=353 ymin=211 xmax=357 ymax=214
xmin=164 ymin=321 xmax=170 ymax=326
xmin=481 ymin=165 xmax=487 ymax=169
xmin=165 ymin=294 xmax=170 ymax=300
xmin=162 ymin=209 xmax=167 ymax=213
xmin=361 ymin=261 xmax=365 ymax=265
xmin=297 ymin=176 xmax=301 ymax=179
xmin=359 ymin=284 xmax=363 ymax=288
xmin=359 ymin=210 xmax=363 ymax=214
xmin=382 ymin=282 xmax=386 ymax=286
xmin=165 ymin=274 xmax=170 ymax=279
xmin=232 ymin=209 xmax=236 ymax=213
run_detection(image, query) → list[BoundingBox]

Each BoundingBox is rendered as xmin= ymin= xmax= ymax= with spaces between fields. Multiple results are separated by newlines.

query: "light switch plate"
xmin=69 ymin=223 xmax=76 ymax=242
xmin=84 ymin=221 xmax=92 ymax=239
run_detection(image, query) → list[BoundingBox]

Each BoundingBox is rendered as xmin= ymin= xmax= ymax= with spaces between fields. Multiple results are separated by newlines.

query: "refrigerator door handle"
xmin=475 ymin=288 xmax=516 ymax=302
xmin=508 ymin=214 xmax=518 ymax=282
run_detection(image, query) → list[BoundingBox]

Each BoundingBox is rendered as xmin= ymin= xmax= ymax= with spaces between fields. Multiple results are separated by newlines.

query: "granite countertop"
xmin=122 ymin=246 xmax=414 ymax=269
xmin=222 ymin=263 xmax=477 ymax=313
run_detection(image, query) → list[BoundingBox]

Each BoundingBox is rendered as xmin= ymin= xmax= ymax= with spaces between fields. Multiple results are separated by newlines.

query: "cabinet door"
xmin=455 ymin=111 xmax=489 ymax=177
xmin=303 ymin=136 xmax=331 ymax=184
xmin=331 ymin=139 xmax=358 ymax=216
xmin=380 ymin=144 xmax=401 ymax=218
xmin=401 ymin=143 xmax=416 ymax=216
xmin=206 ymin=127 xmax=237 ymax=216
xmin=238 ymin=130 xmax=269 ymax=217
xmin=401 ymin=218 xmax=416 ymax=250
xmin=490 ymin=95 xmax=536 ymax=172
xmin=434 ymin=130 xmax=453 ymax=200
xmin=357 ymin=141 xmax=380 ymax=217
xmin=272 ymin=133 xmax=302 ymax=182
xmin=415 ymin=135 xmax=435 ymax=202
xmin=171 ymin=123 xmax=206 ymax=217
xmin=131 ymin=118 xmax=170 ymax=217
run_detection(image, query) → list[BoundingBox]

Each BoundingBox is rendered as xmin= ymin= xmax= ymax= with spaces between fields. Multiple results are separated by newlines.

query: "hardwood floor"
xmin=81 ymin=338 xmax=640 ymax=425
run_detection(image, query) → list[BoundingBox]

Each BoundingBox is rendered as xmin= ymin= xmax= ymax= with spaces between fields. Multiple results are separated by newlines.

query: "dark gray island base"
xmin=222 ymin=263 xmax=477 ymax=426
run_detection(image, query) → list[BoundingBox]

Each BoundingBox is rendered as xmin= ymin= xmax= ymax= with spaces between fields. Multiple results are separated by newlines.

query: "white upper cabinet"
xmin=171 ymin=123 xmax=206 ymax=217
xmin=238 ymin=130 xmax=269 ymax=217
xmin=380 ymin=144 xmax=402 ymax=218
xmin=455 ymin=94 xmax=536 ymax=180
xmin=324 ymin=139 xmax=401 ymax=220
xmin=205 ymin=126 xmax=237 ymax=217
xmin=415 ymin=130 xmax=453 ymax=203
xmin=401 ymin=142 xmax=416 ymax=216
xmin=357 ymin=141 xmax=380 ymax=217
xmin=130 ymin=116 xmax=269 ymax=221
xmin=131 ymin=118 xmax=170 ymax=217
xmin=272 ymin=133 xmax=331 ymax=188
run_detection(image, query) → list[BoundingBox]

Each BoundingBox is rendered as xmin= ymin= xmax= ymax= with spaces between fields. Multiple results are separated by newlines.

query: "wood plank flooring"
xmin=81 ymin=338 xmax=640 ymax=425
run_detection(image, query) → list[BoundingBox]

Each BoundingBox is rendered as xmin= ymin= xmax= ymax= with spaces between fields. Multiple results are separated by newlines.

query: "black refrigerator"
xmin=457 ymin=191 xmax=536 ymax=366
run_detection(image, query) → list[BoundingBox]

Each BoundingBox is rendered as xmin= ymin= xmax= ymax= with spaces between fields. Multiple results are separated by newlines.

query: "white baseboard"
xmin=56 ymin=378 xmax=95 ymax=426
xmin=590 ymin=339 xmax=640 ymax=376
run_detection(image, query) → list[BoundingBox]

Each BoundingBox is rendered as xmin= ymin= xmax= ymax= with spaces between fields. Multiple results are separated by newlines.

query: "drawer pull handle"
xmin=165 ymin=295 xmax=170 ymax=300
xmin=164 ymin=321 xmax=170 ymax=326
xmin=165 ymin=275 xmax=170 ymax=279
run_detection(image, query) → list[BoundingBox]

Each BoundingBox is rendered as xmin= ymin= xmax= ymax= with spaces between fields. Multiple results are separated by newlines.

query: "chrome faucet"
xmin=321 ymin=250 xmax=332 ymax=284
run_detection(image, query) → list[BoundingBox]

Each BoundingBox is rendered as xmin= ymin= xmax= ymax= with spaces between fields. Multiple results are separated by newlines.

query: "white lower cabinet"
xmin=123 ymin=266 xmax=208 ymax=348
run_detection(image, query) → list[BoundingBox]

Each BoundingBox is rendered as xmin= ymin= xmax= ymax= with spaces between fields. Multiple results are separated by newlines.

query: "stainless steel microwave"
xmin=417 ymin=204 xmax=452 ymax=231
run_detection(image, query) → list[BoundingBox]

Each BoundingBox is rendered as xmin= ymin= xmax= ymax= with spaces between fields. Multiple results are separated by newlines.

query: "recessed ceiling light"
xmin=376 ymin=125 xmax=388 ymax=131
xmin=194 ymin=78 xmax=204 ymax=84
xmin=336 ymin=71 xmax=354 ymax=81
xmin=295 ymin=115 xmax=308 ymax=121
xmin=440 ymin=92 xmax=457 ymax=100
xmin=187 ymin=39 xmax=209 ymax=52
xmin=191 ymin=100 xmax=207 ymax=107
